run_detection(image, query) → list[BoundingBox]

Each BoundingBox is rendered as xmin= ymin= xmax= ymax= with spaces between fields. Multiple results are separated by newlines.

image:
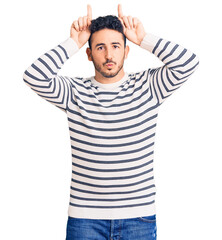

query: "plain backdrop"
xmin=1 ymin=0 xmax=221 ymax=239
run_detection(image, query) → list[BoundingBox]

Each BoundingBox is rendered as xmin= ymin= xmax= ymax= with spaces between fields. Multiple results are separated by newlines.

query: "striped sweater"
xmin=23 ymin=32 xmax=199 ymax=219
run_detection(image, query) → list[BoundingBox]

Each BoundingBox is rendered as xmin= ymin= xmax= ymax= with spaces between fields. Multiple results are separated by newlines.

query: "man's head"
xmin=86 ymin=15 xmax=129 ymax=79
xmin=88 ymin=15 xmax=126 ymax=49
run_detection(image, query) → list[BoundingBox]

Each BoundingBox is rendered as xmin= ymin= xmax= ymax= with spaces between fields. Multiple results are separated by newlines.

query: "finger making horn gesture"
xmin=70 ymin=4 xmax=92 ymax=48
xmin=118 ymin=4 xmax=146 ymax=46
xmin=70 ymin=4 xmax=146 ymax=48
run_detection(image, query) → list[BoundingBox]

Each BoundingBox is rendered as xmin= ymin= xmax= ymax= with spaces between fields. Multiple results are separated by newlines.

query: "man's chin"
xmin=101 ymin=70 xmax=118 ymax=78
xmin=103 ymin=74 xmax=116 ymax=78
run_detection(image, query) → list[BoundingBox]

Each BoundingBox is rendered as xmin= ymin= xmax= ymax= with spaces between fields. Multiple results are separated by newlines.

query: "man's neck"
xmin=94 ymin=69 xmax=125 ymax=84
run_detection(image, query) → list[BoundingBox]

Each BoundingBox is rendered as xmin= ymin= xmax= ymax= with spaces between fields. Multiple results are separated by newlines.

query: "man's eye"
xmin=98 ymin=46 xmax=103 ymax=50
xmin=113 ymin=45 xmax=119 ymax=49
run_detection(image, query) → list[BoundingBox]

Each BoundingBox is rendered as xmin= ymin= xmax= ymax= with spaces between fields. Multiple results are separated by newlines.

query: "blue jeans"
xmin=66 ymin=214 xmax=157 ymax=240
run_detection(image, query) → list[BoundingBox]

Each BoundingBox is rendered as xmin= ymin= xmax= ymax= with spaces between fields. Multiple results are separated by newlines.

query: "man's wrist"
xmin=138 ymin=32 xmax=146 ymax=46
xmin=59 ymin=37 xmax=80 ymax=58
xmin=140 ymin=33 xmax=160 ymax=52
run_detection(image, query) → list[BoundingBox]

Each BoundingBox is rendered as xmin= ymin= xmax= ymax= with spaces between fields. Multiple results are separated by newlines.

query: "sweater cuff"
xmin=59 ymin=37 xmax=79 ymax=58
xmin=140 ymin=33 xmax=161 ymax=53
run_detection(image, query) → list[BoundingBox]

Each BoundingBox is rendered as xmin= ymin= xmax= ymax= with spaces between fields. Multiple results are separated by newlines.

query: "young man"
xmin=23 ymin=4 xmax=199 ymax=240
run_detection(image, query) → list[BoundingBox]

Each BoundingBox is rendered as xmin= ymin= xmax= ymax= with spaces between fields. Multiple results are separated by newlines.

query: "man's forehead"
xmin=91 ymin=29 xmax=124 ymax=45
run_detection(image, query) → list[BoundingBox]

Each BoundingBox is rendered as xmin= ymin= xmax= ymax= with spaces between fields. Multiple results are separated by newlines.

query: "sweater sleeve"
xmin=140 ymin=33 xmax=199 ymax=106
xmin=23 ymin=37 xmax=79 ymax=112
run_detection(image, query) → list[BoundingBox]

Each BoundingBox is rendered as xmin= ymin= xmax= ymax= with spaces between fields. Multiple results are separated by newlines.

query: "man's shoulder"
xmin=59 ymin=75 xmax=92 ymax=89
xmin=128 ymin=69 xmax=149 ymax=79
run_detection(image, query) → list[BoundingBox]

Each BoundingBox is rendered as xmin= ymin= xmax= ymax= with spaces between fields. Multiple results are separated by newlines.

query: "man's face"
xmin=86 ymin=29 xmax=129 ymax=78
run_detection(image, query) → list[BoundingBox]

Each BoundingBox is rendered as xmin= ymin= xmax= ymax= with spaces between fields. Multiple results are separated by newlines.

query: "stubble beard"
xmin=91 ymin=54 xmax=125 ymax=79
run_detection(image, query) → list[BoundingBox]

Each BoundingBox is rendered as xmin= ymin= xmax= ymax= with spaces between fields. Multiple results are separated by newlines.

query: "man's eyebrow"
xmin=95 ymin=42 xmax=122 ymax=48
xmin=112 ymin=42 xmax=121 ymax=45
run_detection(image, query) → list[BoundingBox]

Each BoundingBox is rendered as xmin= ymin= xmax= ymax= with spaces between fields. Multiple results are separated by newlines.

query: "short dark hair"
xmin=88 ymin=15 xmax=126 ymax=49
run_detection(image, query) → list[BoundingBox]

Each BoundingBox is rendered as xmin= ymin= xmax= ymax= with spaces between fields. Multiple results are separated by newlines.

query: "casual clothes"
xmin=66 ymin=214 xmax=157 ymax=240
xmin=23 ymin=32 xmax=199 ymax=220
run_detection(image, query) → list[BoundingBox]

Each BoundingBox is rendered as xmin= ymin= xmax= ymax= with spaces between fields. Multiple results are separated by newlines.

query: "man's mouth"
xmin=106 ymin=63 xmax=114 ymax=67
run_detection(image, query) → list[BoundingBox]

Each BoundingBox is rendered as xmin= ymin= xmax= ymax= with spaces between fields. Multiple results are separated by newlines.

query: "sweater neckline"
xmin=90 ymin=72 xmax=128 ymax=90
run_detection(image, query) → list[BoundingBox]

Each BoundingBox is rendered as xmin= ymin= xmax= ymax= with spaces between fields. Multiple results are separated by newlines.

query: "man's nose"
xmin=105 ymin=48 xmax=113 ymax=60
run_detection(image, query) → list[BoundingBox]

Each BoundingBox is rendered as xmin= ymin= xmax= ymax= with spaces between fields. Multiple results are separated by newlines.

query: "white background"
xmin=1 ymin=0 xmax=221 ymax=239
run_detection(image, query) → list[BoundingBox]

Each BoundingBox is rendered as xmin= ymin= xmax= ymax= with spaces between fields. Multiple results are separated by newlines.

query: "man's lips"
xmin=105 ymin=63 xmax=114 ymax=67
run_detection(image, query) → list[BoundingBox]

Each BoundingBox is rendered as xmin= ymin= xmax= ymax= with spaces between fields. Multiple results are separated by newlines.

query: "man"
xmin=23 ymin=4 xmax=199 ymax=240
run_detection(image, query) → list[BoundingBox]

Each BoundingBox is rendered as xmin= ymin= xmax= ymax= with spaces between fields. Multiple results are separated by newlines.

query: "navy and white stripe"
xmin=23 ymin=33 xmax=199 ymax=219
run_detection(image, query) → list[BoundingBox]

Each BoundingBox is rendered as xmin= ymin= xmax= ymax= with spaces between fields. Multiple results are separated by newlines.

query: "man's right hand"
xmin=70 ymin=5 xmax=92 ymax=49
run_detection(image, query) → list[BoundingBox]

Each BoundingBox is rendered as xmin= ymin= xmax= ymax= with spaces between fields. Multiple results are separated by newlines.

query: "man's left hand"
xmin=118 ymin=4 xmax=146 ymax=46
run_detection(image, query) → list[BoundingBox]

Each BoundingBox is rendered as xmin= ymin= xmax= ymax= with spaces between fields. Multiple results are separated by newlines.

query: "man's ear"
xmin=124 ymin=45 xmax=130 ymax=59
xmin=86 ymin=48 xmax=92 ymax=61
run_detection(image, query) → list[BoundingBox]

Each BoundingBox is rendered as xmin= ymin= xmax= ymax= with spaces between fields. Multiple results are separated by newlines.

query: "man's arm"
xmin=140 ymin=32 xmax=199 ymax=105
xmin=118 ymin=4 xmax=199 ymax=105
xmin=23 ymin=5 xmax=92 ymax=111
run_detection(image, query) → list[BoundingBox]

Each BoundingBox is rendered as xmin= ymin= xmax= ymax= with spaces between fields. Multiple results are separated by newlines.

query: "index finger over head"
xmin=87 ymin=4 xmax=92 ymax=20
xmin=118 ymin=4 xmax=123 ymax=18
